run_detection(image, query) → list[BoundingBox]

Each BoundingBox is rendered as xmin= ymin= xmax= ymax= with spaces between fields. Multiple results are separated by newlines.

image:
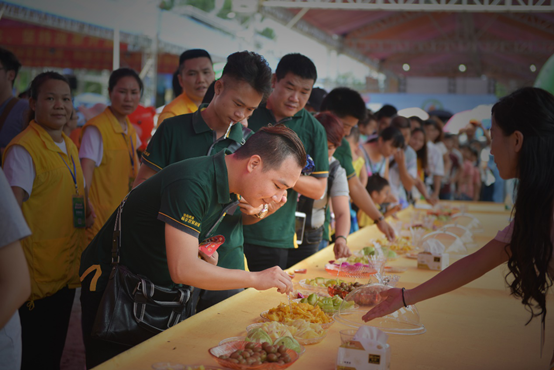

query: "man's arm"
xmin=292 ymin=176 xmax=327 ymax=200
xmin=164 ymin=224 xmax=293 ymax=293
xmin=133 ymin=164 xmax=158 ymax=188
xmin=330 ymin=195 xmax=351 ymax=259
xmin=348 ymin=176 xmax=395 ymax=240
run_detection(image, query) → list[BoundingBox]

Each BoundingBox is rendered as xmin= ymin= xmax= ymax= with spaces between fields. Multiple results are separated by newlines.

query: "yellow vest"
xmin=80 ymin=107 xmax=139 ymax=244
xmin=2 ymin=121 xmax=86 ymax=303
xmin=157 ymin=91 xmax=198 ymax=126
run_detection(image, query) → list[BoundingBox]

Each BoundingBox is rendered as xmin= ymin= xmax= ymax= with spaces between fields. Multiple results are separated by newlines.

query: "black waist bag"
xmin=91 ymin=197 xmax=192 ymax=347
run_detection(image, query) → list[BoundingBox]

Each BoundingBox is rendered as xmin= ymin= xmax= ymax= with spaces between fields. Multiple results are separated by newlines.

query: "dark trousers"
xmin=243 ymin=243 xmax=289 ymax=272
xmin=19 ymin=287 xmax=75 ymax=370
xmin=80 ymin=275 xmax=130 ymax=369
xmin=194 ymin=288 xmax=244 ymax=313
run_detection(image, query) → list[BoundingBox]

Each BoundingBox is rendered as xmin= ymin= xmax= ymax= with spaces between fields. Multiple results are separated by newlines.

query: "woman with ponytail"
xmin=2 ymin=72 xmax=93 ymax=369
xmin=363 ymin=87 xmax=554 ymax=368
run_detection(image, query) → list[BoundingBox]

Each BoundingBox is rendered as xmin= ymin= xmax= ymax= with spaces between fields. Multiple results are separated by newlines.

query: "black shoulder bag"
xmin=91 ymin=197 xmax=193 ymax=347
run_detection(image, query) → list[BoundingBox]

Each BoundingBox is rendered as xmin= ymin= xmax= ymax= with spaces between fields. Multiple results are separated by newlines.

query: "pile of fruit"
xmin=298 ymin=292 xmax=354 ymax=313
xmin=327 ymin=281 xmax=364 ymax=299
xmin=218 ymin=342 xmax=294 ymax=365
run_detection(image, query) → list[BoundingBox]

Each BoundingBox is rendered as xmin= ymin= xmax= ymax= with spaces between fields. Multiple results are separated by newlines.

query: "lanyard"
xmin=58 ymin=153 xmax=78 ymax=194
xmin=121 ymin=133 xmax=135 ymax=169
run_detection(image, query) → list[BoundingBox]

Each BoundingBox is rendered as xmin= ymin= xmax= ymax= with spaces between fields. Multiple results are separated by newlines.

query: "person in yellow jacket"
xmin=79 ymin=68 xmax=142 ymax=245
xmin=157 ymin=49 xmax=215 ymax=125
xmin=2 ymin=71 xmax=93 ymax=370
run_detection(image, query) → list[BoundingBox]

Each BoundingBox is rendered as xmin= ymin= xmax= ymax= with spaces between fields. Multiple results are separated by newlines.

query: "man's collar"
xmin=192 ymin=108 xmax=245 ymax=143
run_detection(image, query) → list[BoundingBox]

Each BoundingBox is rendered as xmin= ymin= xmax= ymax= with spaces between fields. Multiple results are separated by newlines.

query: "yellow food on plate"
xmin=264 ymin=302 xmax=333 ymax=324
xmin=377 ymin=236 xmax=414 ymax=253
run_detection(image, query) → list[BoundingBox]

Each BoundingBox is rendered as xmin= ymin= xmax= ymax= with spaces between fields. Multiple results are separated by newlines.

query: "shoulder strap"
xmin=0 ymin=98 xmax=19 ymax=133
xmin=111 ymin=194 xmax=129 ymax=265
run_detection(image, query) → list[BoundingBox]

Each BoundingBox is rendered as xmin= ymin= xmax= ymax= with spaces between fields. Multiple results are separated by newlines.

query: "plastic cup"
xmin=339 ymin=329 xmax=358 ymax=344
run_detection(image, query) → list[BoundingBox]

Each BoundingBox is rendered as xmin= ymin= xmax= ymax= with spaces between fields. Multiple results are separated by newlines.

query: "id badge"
xmin=72 ymin=195 xmax=86 ymax=228
xmin=199 ymin=235 xmax=225 ymax=257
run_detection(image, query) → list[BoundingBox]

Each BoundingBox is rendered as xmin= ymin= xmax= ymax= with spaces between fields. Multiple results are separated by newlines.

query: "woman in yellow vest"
xmin=79 ymin=68 xmax=142 ymax=244
xmin=2 ymin=71 xmax=91 ymax=370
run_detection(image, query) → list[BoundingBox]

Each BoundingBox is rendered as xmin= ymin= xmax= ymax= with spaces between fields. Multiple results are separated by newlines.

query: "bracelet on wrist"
xmin=401 ymin=287 xmax=408 ymax=307
xmin=373 ymin=215 xmax=385 ymax=225
xmin=336 ymin=235 xmax=347 ymax=242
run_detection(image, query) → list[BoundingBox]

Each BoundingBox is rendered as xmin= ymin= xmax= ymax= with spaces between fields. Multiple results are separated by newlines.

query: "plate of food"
xmin=295 ymin=292 xmax=357 ymax=314
xmin=298 ymin=277 xmax=346 ymax=291
xmin=260 ymin=302 xmax=334 ymax=329
xmin=246 ymin=321 xmax=327 ymax=346
xmin=209 ymin=341 xmax=299 ymax=370
xmin=325 ymin=255 xmax=386 ymax=278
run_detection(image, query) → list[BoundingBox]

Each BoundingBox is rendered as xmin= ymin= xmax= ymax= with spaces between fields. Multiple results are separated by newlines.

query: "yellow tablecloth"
xmin=95 ymin=203 xmax=554 ymax=370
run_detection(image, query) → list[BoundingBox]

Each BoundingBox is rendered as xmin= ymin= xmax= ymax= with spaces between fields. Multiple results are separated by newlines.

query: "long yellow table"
xmin=95 ymin=204 xmax=554 ymax=370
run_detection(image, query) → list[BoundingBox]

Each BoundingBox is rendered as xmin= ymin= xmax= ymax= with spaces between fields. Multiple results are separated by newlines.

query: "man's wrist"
xmin=373 ymin=215 xmax=385 ymax=224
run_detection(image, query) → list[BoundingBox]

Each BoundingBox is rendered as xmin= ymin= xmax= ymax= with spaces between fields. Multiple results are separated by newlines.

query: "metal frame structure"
xmin=261 ymin=0 xmax=554 ymax=12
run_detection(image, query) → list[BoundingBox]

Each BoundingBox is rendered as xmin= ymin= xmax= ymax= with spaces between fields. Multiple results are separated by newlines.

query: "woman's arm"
xmin=363 ymin=238 xmax=509 ymax=321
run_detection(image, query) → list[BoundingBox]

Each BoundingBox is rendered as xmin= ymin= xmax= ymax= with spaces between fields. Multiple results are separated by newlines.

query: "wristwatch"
xmin=254 ymin=204 xmax=269 ymax=219
xmin=373 ymin=215 xmax=385 ymax=224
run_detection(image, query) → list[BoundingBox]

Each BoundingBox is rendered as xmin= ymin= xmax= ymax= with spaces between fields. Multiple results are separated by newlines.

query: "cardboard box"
xmin=417 ymin=251 xmax=449 ymax=270
xmin=336 ymin=341 xmax=390 ymax=370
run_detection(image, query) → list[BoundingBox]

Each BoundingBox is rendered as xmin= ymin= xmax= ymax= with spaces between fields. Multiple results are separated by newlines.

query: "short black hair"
xmin=221 ymin=51 xmax=272 ymax=99
xmin=390 ymin=116 xmax=411 ymax=130
xmin=0 ymin=47 xmax=22 ymax=86
xmin=409 ymin=115 xmax=424 ymax=127
xmin=376 ymin=104 xmax=397 ymax=120
xmin=179 ymin=49 xmax=212 ymax=67
xmin=108 ymin=68 xmax=143 ymax=95
xmin=234 ymin=124 xmax=307 ymax=171
xmin=172 ymin=69 xmax=182 ymax=97
xmin=320 ymin=87 xmax=366 ymax=120
xmin=275 ymin=53 xmax=317 ymax=83
xmin=366 ymin=174 xmax=390 ymax=194
xmin=380 ymin=126 xmax=405 ymax=148
xmin=306 ymin=87 xmax=327 ymax=112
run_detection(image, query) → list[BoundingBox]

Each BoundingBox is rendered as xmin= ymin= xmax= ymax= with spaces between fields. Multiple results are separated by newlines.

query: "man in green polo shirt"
xmin=243 ymin=53 xmax=330 ymax=271
xmin=132 ymin=51 xmax=276 ymax=312
xmin=79 ymin=125 xmax=305 ymax=368
xmin=320 ymin=87 xmax=395 ymax=243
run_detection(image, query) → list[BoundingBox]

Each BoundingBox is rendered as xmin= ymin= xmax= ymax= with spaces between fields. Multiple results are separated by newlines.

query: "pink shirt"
xmin=458 ymin=160 xmax=480 ymax=198
xmin=495 ymin=220 xmax=554 ymax=278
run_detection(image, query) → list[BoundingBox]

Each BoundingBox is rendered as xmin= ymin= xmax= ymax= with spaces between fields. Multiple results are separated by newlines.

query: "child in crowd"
xmin=456 ymin=145 xmax=481 ymax=201
xmin=2 ymin=72 xmax=92 ymax=370
xmin=363 ymin=174 xmax=402 ymax=220
xmin=357 ymin=111 xmax=378 ymax=143
xmin=440 ymin=133 xmax=462 ymax=200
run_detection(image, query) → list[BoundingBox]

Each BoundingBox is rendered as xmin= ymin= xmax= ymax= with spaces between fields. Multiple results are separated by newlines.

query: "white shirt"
xmin=426 ymin=141 xmax=445 ymax=178
xmin=3 ymin=141 xmax=84 ymax=201
xmin=79 ymin=125 xmax=141 ymax=167
xmin=389 ymin=145 xmax=418 ymax=202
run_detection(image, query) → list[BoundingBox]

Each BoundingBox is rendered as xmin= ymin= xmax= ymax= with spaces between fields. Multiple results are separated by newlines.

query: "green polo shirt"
xmin=140 ymin=109 xmax=250 ymax=270
xmin=80 ymin=151 xmax=238 ymax=292
xmin=244 ymin=106 xmax=329 ymax=248
xmin=322 ymin=138 xmax=357 ymax=241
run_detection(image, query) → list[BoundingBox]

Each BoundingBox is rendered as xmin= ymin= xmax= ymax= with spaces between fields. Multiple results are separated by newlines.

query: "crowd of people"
xmin=0 ymin=44 xmax=552 ymax=370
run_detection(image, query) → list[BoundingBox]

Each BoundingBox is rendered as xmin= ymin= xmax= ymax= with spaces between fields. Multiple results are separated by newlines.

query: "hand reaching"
xmin=377 ymin=220 xmax=396 ymax=241
xmin=252 ymin=266 xmax=293 ymax=294
xmin=362 ymin=288 xmax=405 ymax=322
xmin=333 ymin=238 xmax=352 ymax=259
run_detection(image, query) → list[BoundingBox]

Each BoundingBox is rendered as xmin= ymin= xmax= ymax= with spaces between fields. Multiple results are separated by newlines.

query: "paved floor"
xmin=60 ymin=288 xmax=86 ymax=370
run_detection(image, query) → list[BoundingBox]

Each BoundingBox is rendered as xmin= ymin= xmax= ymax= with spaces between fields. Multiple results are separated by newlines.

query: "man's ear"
xmin=6 ymin=70 xmax=16 ymax=84
xmin=214 ymin=79 xmax=224 ymax=96
xmin=271 ymin=74 xmax=277 ymax=89
xmin=246 ymin=155 xmax=262 ymax=173
xmin=513 ymin=131 xmax=524 ymax=153
xmin=29 ymin=98 xmax=36 ymax=112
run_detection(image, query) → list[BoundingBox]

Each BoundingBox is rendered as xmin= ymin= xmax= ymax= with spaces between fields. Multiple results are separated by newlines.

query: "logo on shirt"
xmin=181 ymin=213 xmax=200 ymax=227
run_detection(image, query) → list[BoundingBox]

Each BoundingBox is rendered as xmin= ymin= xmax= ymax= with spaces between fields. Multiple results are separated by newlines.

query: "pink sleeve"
xmin=494 ymin=220 xmax=514 ymax=244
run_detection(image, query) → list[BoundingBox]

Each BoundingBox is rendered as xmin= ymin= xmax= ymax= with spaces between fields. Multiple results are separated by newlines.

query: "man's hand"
xmin=333 ymin=237 xmax=351 ymax=259
xmin=267 ymin=194 xmax=287 ymax=213
xmin=251 ymin=266 xmax=293 ymax=294
xmin=238 ymin=198 xmax=264 ymax=216
xmin=377 ymin=220 xmax=396 ymax=241
xmin=199 ymin=250 xmax=219 ymax=266
xmin=393 ymin=148 xmax=406 ymax=169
